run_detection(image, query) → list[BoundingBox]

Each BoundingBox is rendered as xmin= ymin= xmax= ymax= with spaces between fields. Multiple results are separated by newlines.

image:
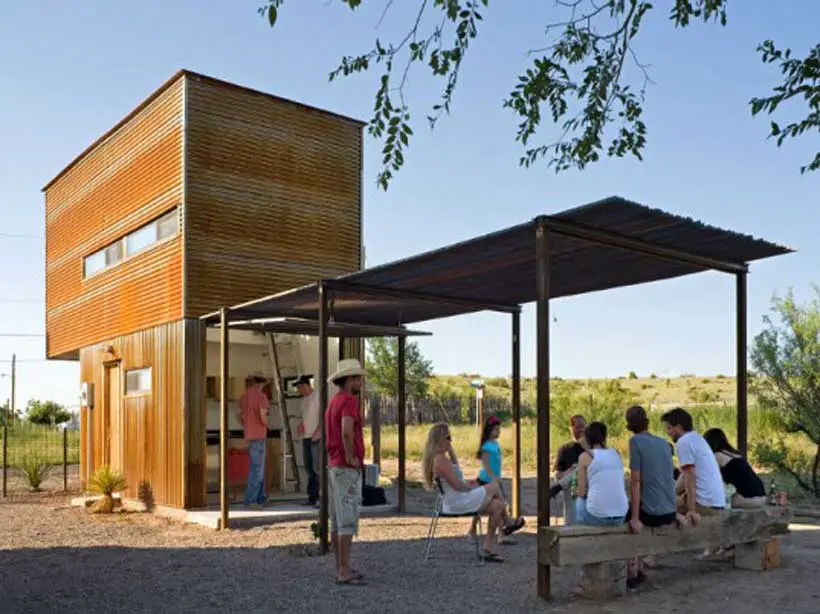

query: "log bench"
xmin=538 ymin=507 xmax=792 ymax=600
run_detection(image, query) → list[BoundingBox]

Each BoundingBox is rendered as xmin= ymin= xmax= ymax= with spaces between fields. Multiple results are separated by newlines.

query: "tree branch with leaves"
xmin=260 ymin=0 xmax=818 ymax=188
xmin=751 ymin=287 xmax=820 ymax=499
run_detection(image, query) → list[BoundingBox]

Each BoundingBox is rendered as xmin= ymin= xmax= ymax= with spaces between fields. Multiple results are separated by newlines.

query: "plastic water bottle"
xmin=725 ymin=484 xmax=736 ymax=510
xmin=767 ymin=479 xmax=778 ymax=506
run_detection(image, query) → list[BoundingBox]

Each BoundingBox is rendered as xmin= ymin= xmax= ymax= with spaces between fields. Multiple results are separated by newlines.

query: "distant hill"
xmin=428 ymin=373 xmax=738 ymax=409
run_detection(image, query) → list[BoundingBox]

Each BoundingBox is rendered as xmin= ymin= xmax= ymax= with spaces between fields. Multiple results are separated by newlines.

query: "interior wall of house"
xmin=202 ymin=329 xmax=339 ymax=496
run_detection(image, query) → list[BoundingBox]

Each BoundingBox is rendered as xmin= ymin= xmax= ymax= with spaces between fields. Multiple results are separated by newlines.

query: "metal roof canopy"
xmin=201 ymin=196 xmax=792 ymax=328
xmin=205 ymin=195 xmax=794 ymax=593
xmin=224 ymin=317 xmax=431 ymax=338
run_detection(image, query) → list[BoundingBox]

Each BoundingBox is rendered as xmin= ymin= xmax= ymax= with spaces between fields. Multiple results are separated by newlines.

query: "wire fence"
xmin=368 ymin=394 xmax=532 ymax=426
xmin=1 ymin=422 xmax=81 ymax=496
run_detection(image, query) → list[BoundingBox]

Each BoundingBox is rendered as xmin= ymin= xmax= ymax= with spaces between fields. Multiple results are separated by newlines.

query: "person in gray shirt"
xmin=625 ymin=406 xmax=683 ymax=587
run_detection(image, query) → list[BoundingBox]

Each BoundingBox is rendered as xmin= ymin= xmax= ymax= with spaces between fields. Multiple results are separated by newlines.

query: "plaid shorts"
xmin=329 ymin=466 xmax=362 ymax=536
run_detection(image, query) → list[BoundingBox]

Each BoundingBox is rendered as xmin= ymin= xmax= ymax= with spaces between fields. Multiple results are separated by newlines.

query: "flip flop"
xmin=503 ymin=517 xmax=526 ymax=536
xmin=336 ymin=576 xmax=367 ymax=586
xmin=482 ymin=551 xmax=505 ymax=563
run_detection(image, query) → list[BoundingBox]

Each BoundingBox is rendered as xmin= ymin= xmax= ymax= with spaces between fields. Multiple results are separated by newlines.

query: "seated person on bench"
xmin=704 ymin=428 xmax=766 ymax=508
xmin=575 ymin=422 xmax=629 ymax=526
xmin=422 ymin=423 xmax=525 ymax=563
xmin=625 ymin=406 xmax=683 ymax=586
xmin=662 ymin=408 xmax=726 ymax=524
xmin=549 ymin=414 xmax=587 ymax=524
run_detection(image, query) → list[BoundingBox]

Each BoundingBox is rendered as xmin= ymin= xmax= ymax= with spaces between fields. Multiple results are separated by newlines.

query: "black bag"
xmin=362 ymin=484 xmax=387 ymax=506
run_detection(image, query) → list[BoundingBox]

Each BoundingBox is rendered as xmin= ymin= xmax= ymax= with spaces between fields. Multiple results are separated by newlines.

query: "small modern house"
xmin=44 ymin=70 xmax=363 ymax=509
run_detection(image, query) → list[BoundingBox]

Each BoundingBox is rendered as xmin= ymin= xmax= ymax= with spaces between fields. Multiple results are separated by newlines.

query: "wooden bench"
xmin=539 ymin=507 xmax=792 ymax=600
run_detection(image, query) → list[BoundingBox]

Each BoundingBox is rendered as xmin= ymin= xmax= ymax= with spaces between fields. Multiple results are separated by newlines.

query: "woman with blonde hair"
xmin=422 ymin=423 xmax=524 ymax=562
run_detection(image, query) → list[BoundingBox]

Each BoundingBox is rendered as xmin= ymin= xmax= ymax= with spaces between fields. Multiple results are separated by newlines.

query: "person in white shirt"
xmin=295 ymin=374 xmax=321 ymax=507
xmin=575 ymin=422 xmax=629 ymax=526
xmin=662 ymin=407 xmax=725 ymax=526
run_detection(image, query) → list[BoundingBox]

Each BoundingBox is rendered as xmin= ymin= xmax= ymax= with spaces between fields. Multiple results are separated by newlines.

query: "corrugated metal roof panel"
xmin=205 ymin=196 xmax=793 ymax=328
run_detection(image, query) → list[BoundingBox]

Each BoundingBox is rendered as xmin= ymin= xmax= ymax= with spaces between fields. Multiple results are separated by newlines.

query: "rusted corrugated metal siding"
xmin=79 ymin=321 xmax=185 ymax=508
xmin=182 ymin=318 xmax=207 ymax=508
xmin=183 ymin=74 xmax=363 ymax=317
xmin=45 ymin=78 xmax=185 ymax=358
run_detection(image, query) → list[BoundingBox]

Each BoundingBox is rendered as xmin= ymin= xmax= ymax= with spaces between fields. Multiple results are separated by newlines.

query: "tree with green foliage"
xmin=366 ymin=338 xmax=434 ymax=399
xmin=26 ymin=400 xmax=71 ymax=426
xmin=260 ymin=1 xmax=819 ymax=189
xmin=751 ymin=287 xmax=820 ymax=498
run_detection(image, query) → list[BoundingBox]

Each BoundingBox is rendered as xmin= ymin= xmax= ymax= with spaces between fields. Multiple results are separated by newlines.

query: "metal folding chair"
xmin=422 ymin=478 xmax=483 ymax=564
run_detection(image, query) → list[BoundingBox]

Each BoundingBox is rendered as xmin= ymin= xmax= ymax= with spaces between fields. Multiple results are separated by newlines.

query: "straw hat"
xmin=327 ymin=358 xmax=365 ymax=383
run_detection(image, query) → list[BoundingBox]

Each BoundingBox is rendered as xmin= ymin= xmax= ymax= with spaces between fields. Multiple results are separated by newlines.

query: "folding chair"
xmin=422 ymin=478 xmax=483 ymax=564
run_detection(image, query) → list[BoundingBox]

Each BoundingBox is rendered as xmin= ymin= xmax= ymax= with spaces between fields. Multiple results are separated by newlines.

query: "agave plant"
xmin=19 ymin=454 xmax=51 ymax=492
xmin=88 ymin=465 xmax=127 ymax=513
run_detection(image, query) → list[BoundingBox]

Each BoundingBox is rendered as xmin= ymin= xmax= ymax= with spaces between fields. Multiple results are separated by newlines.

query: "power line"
xmin=0 ymin=299 xmax=41 ymax=304
xmin=0 ymin=333 xmax=44 ymax=338
xmin=0 ymin=359 xmax=46 ymax=363
xmin=0 ymin=232 xmax=39 ymax=239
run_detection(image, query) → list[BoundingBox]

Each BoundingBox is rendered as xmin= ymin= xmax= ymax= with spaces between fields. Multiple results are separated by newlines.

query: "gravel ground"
xmin=2 ymin=484 xmax=820 ymax=613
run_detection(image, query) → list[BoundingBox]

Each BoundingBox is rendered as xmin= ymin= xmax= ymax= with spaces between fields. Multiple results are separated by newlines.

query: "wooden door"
xmin=103 ymin=364 xmax=122 ymax=472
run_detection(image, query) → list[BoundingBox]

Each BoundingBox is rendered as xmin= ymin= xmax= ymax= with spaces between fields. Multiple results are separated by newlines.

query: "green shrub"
xmin=628 ymin=371 xmax=638 ymax=380
xmin=88 ymin=466 xmax=127 ymax=514
xmin=19 ymin=453 xmax=51 ymax=491
xmin=486 ymin=377 xmax=510 ymax=389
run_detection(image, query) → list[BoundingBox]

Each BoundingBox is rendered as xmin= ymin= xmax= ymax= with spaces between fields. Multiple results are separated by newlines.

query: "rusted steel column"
xmin=397 ymin=336 xmax=407 ymax=513
xmin=219 ymin=307 xmax=230 ymax=531
xmin=512 ymin=310 xmax=521 ymax=518
xmin=535 ymin=219 xmax=552 ymax=600
xmin=318 ymin=283 xmax=330 ymax=553
xmin=736 ymin=271 xmax=748 ymax=456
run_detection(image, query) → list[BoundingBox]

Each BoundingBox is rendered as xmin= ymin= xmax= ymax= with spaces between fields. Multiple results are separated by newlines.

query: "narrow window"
xmin=125 ymin=367 xmax=152 ymax=394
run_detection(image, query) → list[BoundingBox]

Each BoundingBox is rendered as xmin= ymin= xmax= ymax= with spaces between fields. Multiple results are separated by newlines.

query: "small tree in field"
xmin=26 ymin=400 xmax=71 ymax=426
xmin=751 ymin=287 xmax=820 ymax=498
xmin=366 ymin=338 xmax=434 ymax=399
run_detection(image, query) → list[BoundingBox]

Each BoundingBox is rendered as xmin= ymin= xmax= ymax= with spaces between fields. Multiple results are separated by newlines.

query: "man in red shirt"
xmin=325 ymin=359 xmax=366 ymax=586
xmin=236 ymin=373 xmax=269 ymax=508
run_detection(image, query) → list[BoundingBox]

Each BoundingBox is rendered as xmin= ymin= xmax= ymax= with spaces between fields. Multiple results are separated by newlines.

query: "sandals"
xmin=626 ymin=572 xmax=647 ymax=590
xmin=503 ymin=517 xmax=526 ymax=537
xmin=336 ymin=576 xmax=367 ymax=586
xmin=482 ymin=550 xmax=505 ymax=563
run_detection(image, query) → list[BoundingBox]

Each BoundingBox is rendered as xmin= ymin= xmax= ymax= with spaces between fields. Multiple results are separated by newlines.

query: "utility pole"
xmin=10 ymin=354 xmax=15 ymax=422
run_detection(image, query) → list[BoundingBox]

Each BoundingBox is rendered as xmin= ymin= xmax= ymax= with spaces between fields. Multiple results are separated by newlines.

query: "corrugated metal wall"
xmin=182 ymin=318 xmax=207 ymax=508
xmin=49 ymin=70 xmax=365 ymax=509
xmin=183 ymin=74 xmax=363 ymax=316
xmin=79 ymin=321 xmax=185 ymax=508
xmin=45 ymin=78 xmax=185 ymax=358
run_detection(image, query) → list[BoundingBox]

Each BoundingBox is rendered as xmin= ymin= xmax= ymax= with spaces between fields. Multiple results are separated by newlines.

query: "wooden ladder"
xmin=266 ymin=332 xmax=301 ymax=493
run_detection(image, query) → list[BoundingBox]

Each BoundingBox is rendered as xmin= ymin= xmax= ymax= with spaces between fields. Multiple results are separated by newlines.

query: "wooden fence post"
xmin=2 ymin=420 xmax=7 ymax=497
xmin=63 ymin=427 xmax=68 ymax=491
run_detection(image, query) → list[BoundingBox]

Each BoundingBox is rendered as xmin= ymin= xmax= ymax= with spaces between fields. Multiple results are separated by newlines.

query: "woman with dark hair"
xmin=575 ymin=422 xmax=628 ymax=526
xmin=703 ymin=428 xmax=766 ymax=508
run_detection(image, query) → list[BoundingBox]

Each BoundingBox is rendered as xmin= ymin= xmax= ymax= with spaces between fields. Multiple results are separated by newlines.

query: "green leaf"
xmin=267 ymin=5 xmax=277 ymax=26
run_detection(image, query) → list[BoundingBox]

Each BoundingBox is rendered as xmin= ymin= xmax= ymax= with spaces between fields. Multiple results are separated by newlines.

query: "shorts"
xmin=575 ymin=497 xmax=624 ymax=526
xmin=676 ymin=494 xmax=724 ymax=516
xmin=624 ymin=509 xmax=677 ymax=527
xmin=329 ymin=466 xmax=362 ymax=536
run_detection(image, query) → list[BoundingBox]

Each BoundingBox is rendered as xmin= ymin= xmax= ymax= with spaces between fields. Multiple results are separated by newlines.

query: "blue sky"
xmin=0 ymin=1 xmax=817 ymax=409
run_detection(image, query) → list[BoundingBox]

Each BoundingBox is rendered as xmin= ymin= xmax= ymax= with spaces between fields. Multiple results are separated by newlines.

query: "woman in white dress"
xmin=422 ymin=423 xmax=524 ymax=562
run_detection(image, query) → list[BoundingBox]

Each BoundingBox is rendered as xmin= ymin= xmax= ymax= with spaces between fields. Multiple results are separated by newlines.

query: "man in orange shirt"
xmin=237 ymin=373 xmax=270 ymax=508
